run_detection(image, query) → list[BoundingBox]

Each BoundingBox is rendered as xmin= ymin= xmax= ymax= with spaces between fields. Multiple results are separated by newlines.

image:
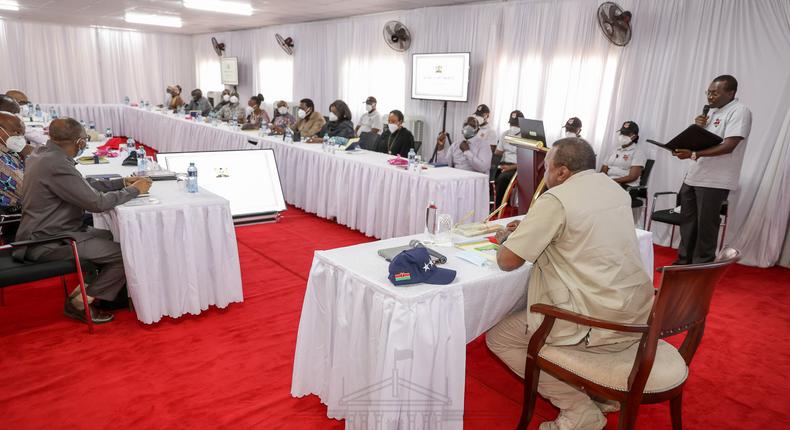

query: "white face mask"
xmin=564 ymin=131 xmax=578 ymax=138
xmin=244 ymin=105 xmax=253 ymax=116
xmin=0 ymin=128 xmax=26 ymax=153
xmin=229 ymin=96 xmax=239 ymax=104
xmin=617 ymin=134 xmax=634 ymax=146
xmin=222 ymin=94 xmax=230 ymax=102
xmin=388 ymin=123 xmax=398 ymax=133
xmin=365 ymin=104 xmax=374 ymax=113
xmin=278 ymin=106 xmax=288 ymax=115
xmin=474 ymin=115 xmax=485 ymax=125
xmin=328 ymin=112 xmax=338 ymax=122
xmin=509 ymin=126 xmax=520 ymax=134
xmin=297 ymin=109 xmax=306 ymax=119
xmin=462 ymin=125 xmax=477 ymax=140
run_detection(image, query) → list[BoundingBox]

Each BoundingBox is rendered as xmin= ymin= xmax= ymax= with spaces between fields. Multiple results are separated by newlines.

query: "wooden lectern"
xmin=503 ymin=135 xmax=549 ymax=215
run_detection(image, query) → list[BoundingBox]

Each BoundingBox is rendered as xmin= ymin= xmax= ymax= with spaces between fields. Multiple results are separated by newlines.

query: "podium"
xmin=503 ymin=135 xmax=549 ymax=214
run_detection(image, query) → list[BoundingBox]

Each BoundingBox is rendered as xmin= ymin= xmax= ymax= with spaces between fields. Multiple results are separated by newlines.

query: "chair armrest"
xmin=652 ymin=191 xmax=677 ymax=198
xmin=1 ymin=235 xmax=73 ymax=250
xmin=530 ymin=303 xmax=649 ymax=333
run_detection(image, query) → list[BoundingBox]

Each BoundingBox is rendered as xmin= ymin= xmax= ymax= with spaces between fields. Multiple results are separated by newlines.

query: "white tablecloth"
xmin=43 ymin=104 xmax=490 ymax=239
xmin=75 ymin=143 xmax=244 ymax=324
xmin=291 ymin=223 xmax=654 ymax=429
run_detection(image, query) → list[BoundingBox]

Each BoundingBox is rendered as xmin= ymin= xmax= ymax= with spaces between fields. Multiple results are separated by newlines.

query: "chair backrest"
xmin=650 ymin=248 xmax=740 ymax=360
xmin=639 ymin=159 xmax=655 ymax=187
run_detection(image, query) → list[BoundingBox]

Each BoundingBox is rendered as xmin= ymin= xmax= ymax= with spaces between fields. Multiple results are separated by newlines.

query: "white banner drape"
xmin=0 ymin=20 xmax=195 ymax=104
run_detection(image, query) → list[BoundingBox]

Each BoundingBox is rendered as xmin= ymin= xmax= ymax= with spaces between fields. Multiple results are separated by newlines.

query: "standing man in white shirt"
xmin=474 ymin=104 xmax=498 ymax=151
xmin=494 ymin=110 xmax=525 ymax=207
xmin=356 ymin=96 xmax=382 ymax=136
xmin=601 ymin=121 xmax=647 ymax=187
xmin=434 ymin=117 xmax=492 ymax=174
xmin=673 ymin=75 xmax=752 ymax=264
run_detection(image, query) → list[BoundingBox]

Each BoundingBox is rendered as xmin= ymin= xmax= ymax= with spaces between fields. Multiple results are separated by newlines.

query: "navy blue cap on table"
xmin=388 ymin=247 xmax=457 ymax=286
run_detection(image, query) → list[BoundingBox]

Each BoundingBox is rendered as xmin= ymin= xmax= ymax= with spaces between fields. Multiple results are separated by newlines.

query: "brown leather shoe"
xmin=64 ymin=300 xmax=114 ymax=324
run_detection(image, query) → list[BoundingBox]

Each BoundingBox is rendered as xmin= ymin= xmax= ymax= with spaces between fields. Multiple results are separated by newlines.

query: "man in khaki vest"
xmin=487 ymin=138 xmax=654 ymax=430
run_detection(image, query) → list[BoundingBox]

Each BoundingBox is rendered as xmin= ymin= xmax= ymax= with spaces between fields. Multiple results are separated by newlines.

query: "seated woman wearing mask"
xmin=493 ymin=110 xmax=525 ymax=207
xmin=241 ymin=94 xmax=270 ymax=130
xmin=434 ymin=117 xmax=492 ymax=174
xmin=164 ymin=85 xmax=185 ymax=111
xmin=308 ymin=100 xmax=355 ymax=143
xmin=212 ymin=89 xmax=232 ymax=113
xmin=601 ymin=121 xmax=646 ymax=187
xmin=291 ymin=98 xmax=326 ymax=138
xmin=270 ymin=101 xmax=296 ymax=134
xmin=217 ymin=93 xmax=245 ymax=123
xmin=373 ymin=110 xmax=414 ymax=157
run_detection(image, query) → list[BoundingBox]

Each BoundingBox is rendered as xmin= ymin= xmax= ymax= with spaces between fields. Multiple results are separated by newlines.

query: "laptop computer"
xmin=357 ymin=132 xmax=378 ymax=150
xmin=518 ymin=118 xmax=546 ymax=145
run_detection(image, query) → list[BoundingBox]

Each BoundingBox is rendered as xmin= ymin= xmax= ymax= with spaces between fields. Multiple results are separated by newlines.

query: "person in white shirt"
xmin=672 ymin=74 xmax=752 ymax=264
xmin=355 ymin=96 xmax=382 ymax=136
xmin=434 ymin=117 xmax=492 ymax=174
xmin=474 ymin=104 xmax=498 ymax=151
xmin=601 ymin=121 xmax=647 ymax=187
xmin=494 ymin=110 xmax=525 ymax=207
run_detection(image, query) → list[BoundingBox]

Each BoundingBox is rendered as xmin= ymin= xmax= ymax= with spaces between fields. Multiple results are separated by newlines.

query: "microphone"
xmin=702 ymin=104 xmax=710 ymax=117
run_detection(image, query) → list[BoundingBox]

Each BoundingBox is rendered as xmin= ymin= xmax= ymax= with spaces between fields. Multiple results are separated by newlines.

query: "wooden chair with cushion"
xmin=517 ymin=248 xmax=741 ymax=430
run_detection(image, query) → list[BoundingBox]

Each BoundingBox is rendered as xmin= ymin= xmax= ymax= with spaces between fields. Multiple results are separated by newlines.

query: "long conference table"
xmin=72 ymin=142 xmax=244 ymax=324
xmin=290 ymin=222 xmax=654 ymax=429
xmin=41 ymin=104 xmax=491 ymax=240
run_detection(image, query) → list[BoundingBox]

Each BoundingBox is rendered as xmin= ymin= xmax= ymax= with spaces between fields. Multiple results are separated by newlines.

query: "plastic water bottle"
xmin=49 ymin=107 xmax=58 ymax=120
xmin=126 ymin=137 xmax=135 ymax=152
xmin=89 ymin=121 xmax=96 ymax=131
xmin=136 ymin=146 xmax=147 ymax=173
xmin=105 ymin=128 xmax=112 ymax=138
xmin=34 ymin=104 xmax=42 ymax=120
xmin=322 ymin=133 xmax=330 ymax=152
xmin=123 ymin=96 xmax=130 ymax=105
xmin=80 ymin=120 xmax=87 ymax=129
xmin=186 ymin=163 xmax=198 ymax=193
xmin=284 ymin=127 xmax=293 ymax=143
xmin=407 ymin=148 xmax=416 ymax=170
xmin=139 ymin=99 xmax=145 ymax=108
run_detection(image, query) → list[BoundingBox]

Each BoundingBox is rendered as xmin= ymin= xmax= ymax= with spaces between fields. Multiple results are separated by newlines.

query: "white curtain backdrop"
xmin=0 ymin=20 xmax=194 ymax=104
xmin=192 ymin=0 xmax=790 ymax=266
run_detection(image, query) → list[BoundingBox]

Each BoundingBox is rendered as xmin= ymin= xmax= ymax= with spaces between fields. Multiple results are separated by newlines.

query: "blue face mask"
xmin=75 ymin=138 xmax=86 ymax=157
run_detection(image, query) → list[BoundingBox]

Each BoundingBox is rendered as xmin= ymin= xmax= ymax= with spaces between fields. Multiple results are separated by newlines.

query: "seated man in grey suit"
xmin=15 ymin=118 xmax=152 ymax=324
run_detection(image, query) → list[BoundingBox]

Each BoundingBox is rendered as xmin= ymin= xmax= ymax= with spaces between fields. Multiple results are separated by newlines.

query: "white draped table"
xmin=44 ymin=104 xmax=490 ymax=239
xmin=75 ymin=142 xmax=244 ymax=324
xmin=290 ymin=223 xmax=654 ymax=429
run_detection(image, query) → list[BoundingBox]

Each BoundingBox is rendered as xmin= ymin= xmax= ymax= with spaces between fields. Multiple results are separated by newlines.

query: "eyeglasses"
xmin=705 ymin=90 xmax=721 ymax=97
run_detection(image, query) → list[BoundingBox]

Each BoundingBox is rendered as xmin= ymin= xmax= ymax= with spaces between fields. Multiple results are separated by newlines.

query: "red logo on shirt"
xmin=623 ymin=155 xmax=630 ymax=161
xmin=713 ymin=119 xmax=721 ymax=127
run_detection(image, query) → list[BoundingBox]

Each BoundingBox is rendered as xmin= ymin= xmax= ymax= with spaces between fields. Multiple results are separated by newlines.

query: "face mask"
xmin=222 ymin=94 xmax=230 ymax=102
xmin=328 ymin=112 xmax=338 ymax=122
xmin=564 ymin=131 xmax=578 ymax=138
xmin=297 ymin=109 xmax=306 ymax=119
xmin=474 ymin=115 xmax=485 ymax=125
xmin=462 ymin=125 xmax=477 ymax=140
xmin=388 ymin=123 xmax=398 ymax=133
xmin=278 ymin=106 xmax=288 ymax=115
xmin=193 ymin=94 xmax=201 ymax=101
xmin=618 ymin=134 xmax=633 ymax=146
xmin=0 ymin=127 xmax=26 ymax=153
xmin=365 ymin=104 xmax=374 ymax=113
xmin=509 ymin=126 xmax=520 ymax=135
xmin=244 ymin=106 xmax=254 ymax=116
xmin=229 ymin=96 xmax=239 ymax=104
xmin=75 ymin=139 xmax=86 ymax=158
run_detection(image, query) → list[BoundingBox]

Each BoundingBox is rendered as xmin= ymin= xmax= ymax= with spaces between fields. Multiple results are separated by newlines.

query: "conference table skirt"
xmin=45 ymin=104 xmax=490 ymax=239
xmin=291 ymin=227 xmax=654 ymax=429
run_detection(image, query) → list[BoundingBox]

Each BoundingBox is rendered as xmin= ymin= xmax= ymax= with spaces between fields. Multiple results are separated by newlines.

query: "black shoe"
xmin=64 ymin=300 xmax=114 ymax=324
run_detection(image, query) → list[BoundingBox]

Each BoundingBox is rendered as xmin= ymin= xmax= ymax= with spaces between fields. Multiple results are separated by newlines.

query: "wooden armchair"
xmin=518 ymin=248 xmax=741 ymax=430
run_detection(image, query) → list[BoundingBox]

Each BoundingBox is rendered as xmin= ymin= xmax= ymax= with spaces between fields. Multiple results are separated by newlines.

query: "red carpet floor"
xmin=1 ymin=206 xmax=788 ymax=429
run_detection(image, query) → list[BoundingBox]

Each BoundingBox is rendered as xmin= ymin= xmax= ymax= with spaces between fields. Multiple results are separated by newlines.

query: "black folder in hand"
xmin=647 ymin=125 xmax=723 ymax=152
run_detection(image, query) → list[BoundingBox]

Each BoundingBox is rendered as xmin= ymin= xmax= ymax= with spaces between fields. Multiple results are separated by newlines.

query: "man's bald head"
xmin=0 ymin=111 xmax=24 ymax=134
xmin=0 ymin=95 xmax=20 ymax=114
xmin=49 ymin=118 xmax=86 ymax=142
xmin=5 ymin=90 xmax=29 ymax=105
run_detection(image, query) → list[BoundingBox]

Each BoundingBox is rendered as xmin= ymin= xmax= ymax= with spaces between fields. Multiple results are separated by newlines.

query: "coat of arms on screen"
xmin=214 ymin=167 xmax=230 ymax=178
xmin=435 ymin=65 xmax=443 ymax=74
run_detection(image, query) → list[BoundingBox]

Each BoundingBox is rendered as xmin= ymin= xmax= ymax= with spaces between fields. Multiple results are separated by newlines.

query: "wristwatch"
xmin=691 ymin=151 xmax=698 ymax=161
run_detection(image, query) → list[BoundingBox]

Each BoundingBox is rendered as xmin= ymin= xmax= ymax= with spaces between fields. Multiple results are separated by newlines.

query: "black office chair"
xmin=624 ymin=159 xmax=655 ymax=228
xmin=0 ymin=219 xmax=96 ymax=333
xmin=648 ymin=191 xmax=729 ymax=252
